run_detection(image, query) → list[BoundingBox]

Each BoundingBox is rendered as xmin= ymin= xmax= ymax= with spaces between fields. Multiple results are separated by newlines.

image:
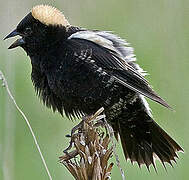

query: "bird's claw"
xmin=63 ymin=110 xmax=105 ymax=155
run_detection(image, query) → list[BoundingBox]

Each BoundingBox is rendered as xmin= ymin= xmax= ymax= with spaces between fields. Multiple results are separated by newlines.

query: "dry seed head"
xmin=31 ymin=5 xmax=70 ymax=26
xmin=60 ymin=109 xmax=114 ymax=180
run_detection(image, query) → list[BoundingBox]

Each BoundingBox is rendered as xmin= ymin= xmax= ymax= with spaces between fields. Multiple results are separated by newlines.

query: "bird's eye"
xmin=24 ymin=27 xmax=32 ymax=35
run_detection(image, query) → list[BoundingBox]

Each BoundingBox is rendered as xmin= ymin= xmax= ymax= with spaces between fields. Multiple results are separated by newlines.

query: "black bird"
xmin=4 ymin=5 xmax=183 ymax=169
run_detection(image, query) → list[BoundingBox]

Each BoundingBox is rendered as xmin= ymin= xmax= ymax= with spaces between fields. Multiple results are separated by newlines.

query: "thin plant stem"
xmin=3 ymin=59 xmax=15 ymax=180
xmin=103 ymin=115 xmax=126 ymax=180
xmin=0 ymin=70 xmax=53 ymax=180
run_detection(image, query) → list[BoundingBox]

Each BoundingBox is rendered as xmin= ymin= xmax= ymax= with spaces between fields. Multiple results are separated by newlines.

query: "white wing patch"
xmin=69 ymin=31 xmax=117 ymax=52
xmin=96 ymin=31 xmax=136 ymax=61
xmin=69 ymin=31 xmax=147 ymax=76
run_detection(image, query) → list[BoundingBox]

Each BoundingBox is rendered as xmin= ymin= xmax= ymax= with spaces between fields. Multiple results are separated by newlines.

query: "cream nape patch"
xmin=31 ymin=5 xmax=70 ymax=26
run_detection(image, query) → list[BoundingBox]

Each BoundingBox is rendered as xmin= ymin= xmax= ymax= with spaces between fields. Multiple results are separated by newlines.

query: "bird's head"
xmin=4 ymin=5 xmax=70 ymax=53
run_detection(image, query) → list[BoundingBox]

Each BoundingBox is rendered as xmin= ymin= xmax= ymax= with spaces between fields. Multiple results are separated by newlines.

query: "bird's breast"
xmin=30 ymin=53 xmax=126 ymax=118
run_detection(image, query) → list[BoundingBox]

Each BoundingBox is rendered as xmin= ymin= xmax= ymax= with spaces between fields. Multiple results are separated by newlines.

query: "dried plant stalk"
xmin=0 ymin=70 xmax=53 ymax=180
xmin=59 ymin=108 xmax=114 ymax=180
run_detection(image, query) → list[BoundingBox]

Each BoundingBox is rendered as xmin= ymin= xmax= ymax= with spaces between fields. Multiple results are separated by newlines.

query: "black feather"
xmin=5 ymin=11 xmax=183 ymax=171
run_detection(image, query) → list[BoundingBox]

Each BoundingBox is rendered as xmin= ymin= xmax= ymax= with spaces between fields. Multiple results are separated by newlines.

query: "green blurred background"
xmin=0 ymin=0 xmax=188 ymax=179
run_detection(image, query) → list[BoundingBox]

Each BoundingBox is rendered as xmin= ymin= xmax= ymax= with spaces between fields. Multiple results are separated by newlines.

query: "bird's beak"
xmin=4 ymin=29 xmax=25 ymax=49
xmin=4 ymin=29 xmax=19 ymax=40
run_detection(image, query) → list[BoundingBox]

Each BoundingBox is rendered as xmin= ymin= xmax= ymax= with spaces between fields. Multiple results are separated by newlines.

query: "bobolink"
xmin=4 ymin=5 xmax=183 ymax=169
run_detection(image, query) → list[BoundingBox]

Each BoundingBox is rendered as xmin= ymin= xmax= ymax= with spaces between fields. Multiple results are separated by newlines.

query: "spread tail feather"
xmin=116 ymin=98 xmax=183 ymax=170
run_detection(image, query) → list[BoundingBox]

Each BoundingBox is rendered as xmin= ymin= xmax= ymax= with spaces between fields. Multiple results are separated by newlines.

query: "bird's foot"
xmin=63 ymin=108 xmax=105 ymax=155
xmin=63 ymin=120 xmax=84 ymax=154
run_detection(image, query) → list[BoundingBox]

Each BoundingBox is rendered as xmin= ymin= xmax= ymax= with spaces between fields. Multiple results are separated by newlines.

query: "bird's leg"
xmin=63 ymin=108 xmax=105 ymax=154
xmin=63 ymin=117 xmax=97 ymax=154
xmin=63 ymin=119 xmax=84 ymax=154
xmin=63 ymin=115 xmax=93 ymax=154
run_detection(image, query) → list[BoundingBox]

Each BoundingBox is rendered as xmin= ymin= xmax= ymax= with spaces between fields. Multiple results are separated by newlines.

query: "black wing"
xmin=66 ymin=37 xmax=170 ymax=109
